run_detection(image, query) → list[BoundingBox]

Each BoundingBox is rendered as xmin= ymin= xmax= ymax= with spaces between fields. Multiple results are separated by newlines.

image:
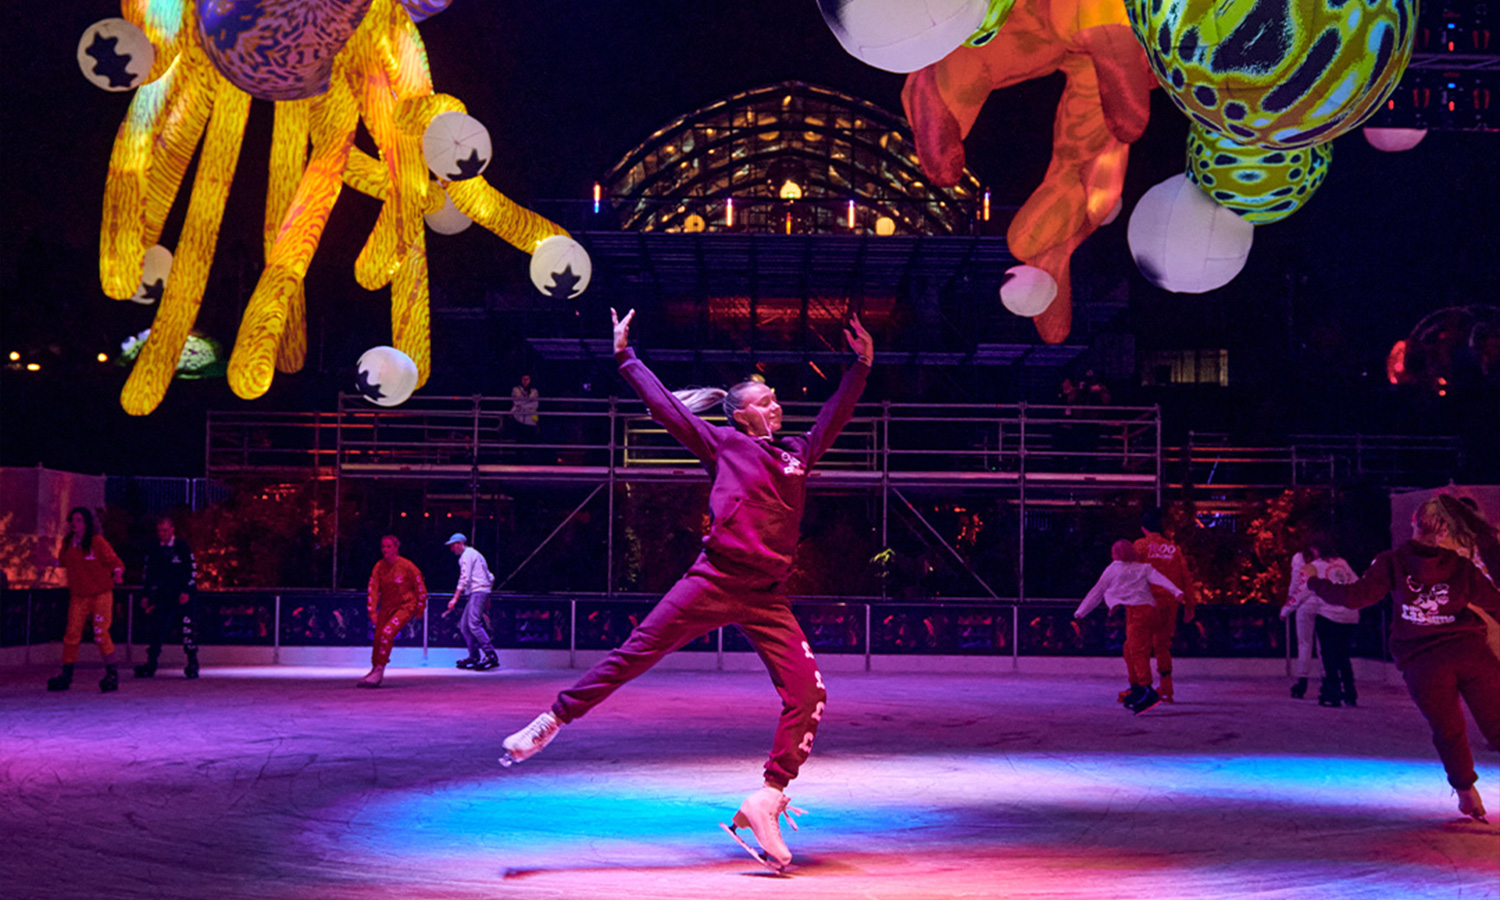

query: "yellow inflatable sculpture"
xmin=91 ymin=0 xmax=575 ymax=414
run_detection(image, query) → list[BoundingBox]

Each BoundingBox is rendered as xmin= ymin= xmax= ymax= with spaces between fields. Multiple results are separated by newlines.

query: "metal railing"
xmin=0 ymin=587 xmax=1391 ymax=670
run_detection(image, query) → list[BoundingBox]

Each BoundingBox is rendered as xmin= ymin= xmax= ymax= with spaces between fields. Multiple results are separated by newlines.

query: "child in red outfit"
xmin=1310 ymin=497 xmax=1500 ymax=822
xmin=359 ymin=535 xmax=427 ymax=688
xmin=499 ymin=308 xmax=874 ymax=873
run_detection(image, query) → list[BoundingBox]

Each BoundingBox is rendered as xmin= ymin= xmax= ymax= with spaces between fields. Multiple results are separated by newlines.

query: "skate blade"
xmin=498 ymin=752 xmax=518 ymax=768
xmin=719 ymin=823 xmax=788 ymax=874
xmin=1131 ymin=698 xmax=1162 ymax=715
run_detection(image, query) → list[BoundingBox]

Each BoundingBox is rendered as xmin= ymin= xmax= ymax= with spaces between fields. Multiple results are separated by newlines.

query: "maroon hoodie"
xmin=618 ymin=348 xmax=869 ymax=580
xmin=1310 ymin=540 xmax=1500 ymax=667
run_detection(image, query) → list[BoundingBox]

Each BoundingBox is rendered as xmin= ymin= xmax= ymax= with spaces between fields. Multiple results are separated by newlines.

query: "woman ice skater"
xmin=497 ymin=307 xmax=873 ymax=873
xmin=1310 ymin=498 xmax=1500 ymax=822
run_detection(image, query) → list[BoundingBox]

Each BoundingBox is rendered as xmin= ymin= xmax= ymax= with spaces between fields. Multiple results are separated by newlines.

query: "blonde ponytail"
xmin=673 ymin=387 xmax=729 ymax=415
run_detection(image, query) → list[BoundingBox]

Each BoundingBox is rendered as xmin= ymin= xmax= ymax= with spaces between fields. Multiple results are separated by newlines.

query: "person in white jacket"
xmin=1075 ymin=540 xmax=1184 ymax=714
xmin=1302 ymin=541 xmax=1360 ymax=706
xmin=1280 ymin=550 xmax=1320 ymax=699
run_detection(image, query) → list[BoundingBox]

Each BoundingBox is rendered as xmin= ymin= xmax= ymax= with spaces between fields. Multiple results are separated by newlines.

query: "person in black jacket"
xmin=136 ymin=516 xmax=200 ymax=679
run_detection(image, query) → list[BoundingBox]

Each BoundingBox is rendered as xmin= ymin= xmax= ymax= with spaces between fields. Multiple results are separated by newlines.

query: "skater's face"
xmin=157 ymin=520 xmax=175 ymax=544
xmin=733 ymin=384 xmax=781 ymax=437
xmin=449 ymin=541 xmax=465 ymax=556
xmin=69 ymin=511 xmax=87 ymax=537
xmin=381 ymin=537 xmax=399 ymax=562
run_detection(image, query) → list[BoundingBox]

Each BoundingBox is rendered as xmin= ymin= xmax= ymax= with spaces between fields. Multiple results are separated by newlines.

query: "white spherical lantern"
xmin=1363 ymin=127 xmax=1428 ymax=153
xmin=422 ymin=112 xmax=492 ymax=182
xmin=78 ymin=18 xmax=155 ymax=92
xmin=529 ymin=235 xmax=592 ymax=300
xmin=999 ymin=265 xmax=1057 ymax=317
xmin=130 ymin=244 xmax=173 ymax=305
xmin=1127 ymin=174 xmax=1254 ymax=294
xmin=819 ymin=0 xmax=992 ymax=73
xmin=424 ymin=188 xmax=473 ymax=235
xmin=356 ymin=346 xmax=419 ymax=407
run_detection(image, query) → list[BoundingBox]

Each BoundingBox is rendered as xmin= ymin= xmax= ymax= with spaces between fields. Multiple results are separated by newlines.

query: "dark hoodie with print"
xmin=1310 ymin=540 xmax=1500 ymax=668
xmin=617 ymin=348 xmax=869 ymax=581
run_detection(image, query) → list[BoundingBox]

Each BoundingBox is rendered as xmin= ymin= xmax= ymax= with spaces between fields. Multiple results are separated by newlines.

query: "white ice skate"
xmin=719 ymin=786 xmax=804 ymax=874
xmin=499 ymin=711 xmax=560 ymax=767
xmin=1456 ymin=785 xmax=1488 ymax=822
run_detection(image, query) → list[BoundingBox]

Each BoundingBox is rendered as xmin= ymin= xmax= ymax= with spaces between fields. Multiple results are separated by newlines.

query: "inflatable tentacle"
xmin=267 ymin=99 xmax=313 ymax=374
xmin=228 ymin=62 xmax=359 ymax=400
xmin=123 ymin=72 xmax=250 ymax=415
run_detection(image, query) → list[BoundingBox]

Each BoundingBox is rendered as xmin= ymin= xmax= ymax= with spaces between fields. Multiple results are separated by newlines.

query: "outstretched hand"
xmin=611 ymin=307 xmax=636 ymax=353
xmin=845 ymin=313 xmax=874 ymax=365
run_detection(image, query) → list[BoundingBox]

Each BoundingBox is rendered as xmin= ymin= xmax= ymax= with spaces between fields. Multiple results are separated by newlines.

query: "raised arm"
xmin=1074 ymin=565 xmax=1114 ymax=618
xmin=612 ymin=308 xmax=720 ymax=463
xmin=1146 ymin=567 xmax=1184 ymax=599
xmin=801 ymin=314 xmax=873 ymax=465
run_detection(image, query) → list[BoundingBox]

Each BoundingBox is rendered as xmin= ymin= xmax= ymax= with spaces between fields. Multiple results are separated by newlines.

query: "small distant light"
xmin=725 ymin=197 xmax=734 ymax=228
xmin=97 ymin=352 xmax=109 ymax=362
xmin=26 ymin=362 xmax=41 ymax=371
xmin=983 ymin=189 xmax=991 ymax=222
xmin=400 ymin=511 xmax=407 ymax=517
xmin=7 ymin=351 xmax=17 ymax=361
xmin=847 ymin=199 xmax=856 ymax=228
xmin=778 ymin=180 xmax=802 ymax=200
xmin=593 ymin=182 xmax=601 ymax=214
xmin=875 ymin=215 xmax=896 ymax=236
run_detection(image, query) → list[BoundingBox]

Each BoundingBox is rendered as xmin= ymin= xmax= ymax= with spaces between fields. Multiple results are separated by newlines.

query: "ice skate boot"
xmin=1317 ymin=679 xmax=1341 ymax=707
xmin=99 ymin=665 xmax=119 ymax=693
xmin=1117 ymin=686 xmax=1135 ymax=704
xmin=1290 ymin=677 xmax=1308 ymax=699
xmin=46 ymin=664 xmax=74 ymax=692
xmin=1127 ymin=686 xmax=1162 ymax=715
xmin=1456 ymin=786 xmax=1488 ymax=823
xmin=455 ymin=654 xmax=479 ymax=669
xmin=1158 ymin=673 xmax=1174 ymax=703
xmin=720 ymin=786 xmax=804 ymax=874
xmin=184 ymin=650 xmax=200 ymax=680
xmin=499 ymin=711 xmax=560 ymax=767
xmin=473 ymin=649 xmax=500 ymax=671
xmin=134 ymin=653 xmax=159 ymax=678
xmin=1120 ymin=685 xmax=1147 ymax=709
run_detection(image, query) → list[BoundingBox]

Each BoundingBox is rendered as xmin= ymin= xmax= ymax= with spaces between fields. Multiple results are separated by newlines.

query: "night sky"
xmin=2 ymin=1 xmax=1497 ymax=475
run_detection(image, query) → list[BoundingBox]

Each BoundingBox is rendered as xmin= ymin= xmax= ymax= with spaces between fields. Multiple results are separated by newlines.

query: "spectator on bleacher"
xmin=510 ymin=374 xmax=540 ymax=444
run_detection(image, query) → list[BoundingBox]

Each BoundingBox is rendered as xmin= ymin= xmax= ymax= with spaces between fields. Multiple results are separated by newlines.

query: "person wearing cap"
xmin=445 ymin=533 xmax=499 ymax=671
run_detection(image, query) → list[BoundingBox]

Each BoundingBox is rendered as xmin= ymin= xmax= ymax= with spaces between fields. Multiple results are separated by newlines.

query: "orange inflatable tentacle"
xmin=142 ymin=52 xmax=214 ymax=248
xmin=100 ymin=65 xmax=177 ymax=299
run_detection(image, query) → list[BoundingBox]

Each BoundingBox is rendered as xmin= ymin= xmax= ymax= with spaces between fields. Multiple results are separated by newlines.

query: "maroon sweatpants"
xmin=1400 ymin=635 xmax=1500 ymax=790
xmin=553 ymin=553 xmax=826 ymax=789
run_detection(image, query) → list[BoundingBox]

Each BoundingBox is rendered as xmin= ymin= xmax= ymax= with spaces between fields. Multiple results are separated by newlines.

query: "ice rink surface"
xmin=3 ymin=664 xmax=1496 ymax=900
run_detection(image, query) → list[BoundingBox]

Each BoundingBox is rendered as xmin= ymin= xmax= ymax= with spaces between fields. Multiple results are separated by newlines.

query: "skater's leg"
xmin=552 ymin=561 xmax=732 ymax=722
xmin=1328 ymin=621 xmax=1357 ymax=704
xmin=737 ymin=602 xmax=826 ymax=789
xmin=1293 ymin=604 xmax=1318 ymax=679
xmin=1454 ymin=639 xmax=1500 ymax=763
xmin=61 ymin=592 xmax=90 ymax=665
xmin=1123 ymin=605 xmax=1153 ymax=688
xmin=363 ymin=606 xmax=413 ymax=685
xmin=462 ymin=590 xmax=496 ymax=654
xmin=1151 ymin=596 xmax=1178 ymax=699
xmin=1402 ymin=652 xmax=1476 ymax=789
xmin=181 ymin=598 xmax=200 ymax=678
xmin=85 ymin=590 xmax=118 ymax=663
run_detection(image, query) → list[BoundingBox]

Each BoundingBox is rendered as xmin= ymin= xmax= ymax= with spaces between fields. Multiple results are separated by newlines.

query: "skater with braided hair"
xmin=1310 ymin=497 xmax=1500 ymax=822
xmin=499 ymin=307 xmax=874 ymax=873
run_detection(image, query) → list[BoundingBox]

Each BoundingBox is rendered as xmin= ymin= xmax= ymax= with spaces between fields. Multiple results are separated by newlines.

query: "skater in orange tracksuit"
xmin=1074 ymin=540 xmax=1183 ymax=713
xmin=1134 ymin=507 xmax=1196 ymax=702
xmin=46 ymin=507 xmax=126 ymax=693
xmin=359 ymin=535 xmax=427 ymax=688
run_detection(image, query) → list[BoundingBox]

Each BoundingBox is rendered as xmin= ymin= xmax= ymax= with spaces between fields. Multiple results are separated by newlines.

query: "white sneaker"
xmin=1456 ymin=785 xmax=1488 ymax=822
xmin=722 ymin=786 xmax=804 ymax=872
xmin=500 ymin=711 xmax=560 ymax=767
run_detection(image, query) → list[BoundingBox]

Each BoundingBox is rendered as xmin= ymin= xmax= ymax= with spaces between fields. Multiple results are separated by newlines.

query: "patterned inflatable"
xmin=1184 ymin=122 xmax=1332 ymax=224
xmin=1125 ymin=0 xmax=1416 ymax=149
